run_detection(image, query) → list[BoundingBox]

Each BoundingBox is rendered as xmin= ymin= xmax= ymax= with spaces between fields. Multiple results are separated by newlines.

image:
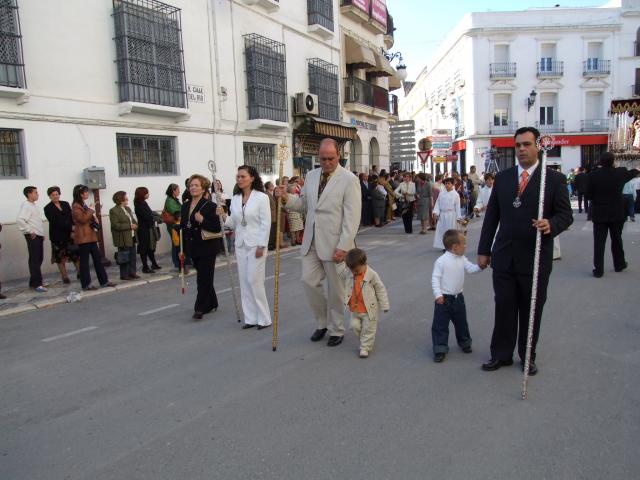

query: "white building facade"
xmin=0 ymin=0 xmax=402 ymax=281
xmin=401 ymin=0 xmax=640 ymax=176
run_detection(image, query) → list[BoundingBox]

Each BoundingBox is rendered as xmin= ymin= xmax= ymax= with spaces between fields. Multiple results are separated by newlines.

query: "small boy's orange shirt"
xmin=348 ymin=268 xmax=368 ymax=314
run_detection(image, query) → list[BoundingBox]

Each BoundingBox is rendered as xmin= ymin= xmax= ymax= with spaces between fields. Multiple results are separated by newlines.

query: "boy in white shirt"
xmin=473 ymin=173 xmax=494 ymax=218
xmin=431 ymin=229 xmax=485 ymax=362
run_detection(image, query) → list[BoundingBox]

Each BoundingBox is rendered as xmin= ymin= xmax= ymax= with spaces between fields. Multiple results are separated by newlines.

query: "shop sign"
xmin=350 ymin=118 xmax=378 ymax=131
xmin=371 ymin=0 xmax=387 ymax=28
xmin=352 ymin=0 xmax=370 ymax=14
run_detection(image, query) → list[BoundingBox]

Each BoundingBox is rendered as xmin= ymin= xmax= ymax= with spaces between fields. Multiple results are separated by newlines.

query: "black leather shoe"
xmin=592 ymin=269 xmax=603 ymax=278
xmin=192 ymin=311 xmax=203 ymax=320
xmin=520 ymin=361 xmax=538 ymax=376
xmin=481 ymin=358 xmax=513 ymax=371
xmin=242 ymin=324 xmax=256 ymax=329
xmin=142 ymin=267 xmax=155 ymax=274
xmin=310 ymin=328 xmax=328 ymax=342
xmin=434 ymin=353 xmax=446 ymax=363
xmin=257 ymin=325 xmax=271 ymax=330
xmin=462 ymin=346 xmax=472 ymax=354
xmin=327 ymin=336 xmax=343 ymax=347
xmin=615 ymin=262 xmax=628 ymax=273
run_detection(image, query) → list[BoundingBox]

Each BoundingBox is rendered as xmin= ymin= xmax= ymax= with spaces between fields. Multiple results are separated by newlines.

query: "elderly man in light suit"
xmin=276 ymin=138 xmax=361 ymax=346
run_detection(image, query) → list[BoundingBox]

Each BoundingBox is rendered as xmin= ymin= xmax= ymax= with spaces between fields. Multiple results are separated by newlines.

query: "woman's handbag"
xmin=201 ymin=229 xmax=223 ymax=241
xmin=114 ymin=249 xmax=130 ymax=265
xmin=161 ymin=209 xmax=175 ymax=224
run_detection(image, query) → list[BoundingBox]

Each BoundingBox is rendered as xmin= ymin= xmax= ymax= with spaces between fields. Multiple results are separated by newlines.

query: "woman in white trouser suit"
xmin=218 ymin=165 xmax=272 ymax=329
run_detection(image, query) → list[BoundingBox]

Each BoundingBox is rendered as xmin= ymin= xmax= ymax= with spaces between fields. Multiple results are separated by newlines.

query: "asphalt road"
xmin=1 ymin=212 xmax=639 ymax=480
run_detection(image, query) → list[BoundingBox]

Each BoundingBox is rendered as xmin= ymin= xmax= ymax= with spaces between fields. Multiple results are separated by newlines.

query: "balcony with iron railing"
xmin=489 ymin=121 xmax=518 ymax=135
xmin=307 ymin=0 xmax=334 ymax=38
xmin=535 ymin=120 xmax=565 ymax=133
xmin=490 ymin=62 xmax=516 ymax=79
xmin=583 ymin=59 xmax=610 ymax=76
xmin=633 ymin=84 xmax=640 ymax=97
xmin=344 ymin=76 xmax=390 ymax=118
xmin=536 ymin=61 xmax=564 ymax=78
xmin=581 ymin=119 xmax=609 ymax=132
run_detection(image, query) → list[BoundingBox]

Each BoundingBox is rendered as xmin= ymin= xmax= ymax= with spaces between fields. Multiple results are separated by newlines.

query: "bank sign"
xmin=351 ymin=0 xmax=370 ymax=13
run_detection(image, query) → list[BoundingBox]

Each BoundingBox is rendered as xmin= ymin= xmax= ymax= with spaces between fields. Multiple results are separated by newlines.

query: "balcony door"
xmin=493 ymin=94 xmax=510 ymax=126
xmin=540 ymin=43 xmax=556 ymax=71
xmin=539 ymin=93 xmax=556 ymax=126
xmin=586 ymin=42 xmax=603 ymax=70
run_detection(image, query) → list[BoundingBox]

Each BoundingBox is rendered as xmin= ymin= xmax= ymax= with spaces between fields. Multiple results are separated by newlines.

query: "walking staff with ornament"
xmin=207 ymin=160 xmax=243 ymax=323
xmin=521 ymin=134 xmax=554 ymax=400
xmin=272 ymin=143 xmax=288 ymax=352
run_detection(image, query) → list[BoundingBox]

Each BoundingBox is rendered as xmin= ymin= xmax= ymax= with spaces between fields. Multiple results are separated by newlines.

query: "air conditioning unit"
xmin=294 ymin=92 xmax=319 ymax=116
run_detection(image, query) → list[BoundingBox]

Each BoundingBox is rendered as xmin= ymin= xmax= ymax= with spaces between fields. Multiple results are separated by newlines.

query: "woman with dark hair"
xmin=218 ymin=165 xmax=272 ymax=329
xmin=164 ymin=183 xmax=182 ymax=269
xmin=71 ymin=184 xmax=114 ymax=291
xmin=181 ymin=174 xmax=222 ymax=320
xmin=43 ymin=186 xmax=79 ymax=283
xmin=134 ymin=186 xmax=161 ymax=273
xmin=414 ymin=173 xmax=433 ymax=234
xmin=109 ymin=191 xmax=139 ymax=280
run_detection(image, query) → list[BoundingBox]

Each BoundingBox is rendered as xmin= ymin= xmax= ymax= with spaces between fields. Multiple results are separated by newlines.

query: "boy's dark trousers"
xmin=431 ymin=293 xmax=471 ymax=354
xmin=24 ymin=234 xmax=44 ymax=288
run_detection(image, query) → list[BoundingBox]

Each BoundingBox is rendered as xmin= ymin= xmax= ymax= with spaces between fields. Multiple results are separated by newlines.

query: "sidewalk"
xmin=0 ymin=243 xmax=306 ymax=318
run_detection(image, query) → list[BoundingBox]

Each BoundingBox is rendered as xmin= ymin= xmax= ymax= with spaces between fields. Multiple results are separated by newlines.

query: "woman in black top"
xmin=134 ymin=186 xmax=161 ymax=274
xmin=180 ymin=174 xmax=222 ymax=320
xmin=43 ymin=186 xmax=79 ymax=284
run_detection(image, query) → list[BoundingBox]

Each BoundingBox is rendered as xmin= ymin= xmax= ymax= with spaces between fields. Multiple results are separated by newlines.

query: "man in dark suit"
xmin=477 ymin=127 xmax=573 ymax=375
xmin=573 ymin=167 xmax=589 ymax=214
xmin=586 ymin=152 xmax=638 ymax=278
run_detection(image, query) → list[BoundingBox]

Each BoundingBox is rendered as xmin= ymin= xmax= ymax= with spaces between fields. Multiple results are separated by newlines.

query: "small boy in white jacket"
xmin=431 ymin=230 xmax=485 ymax=363
xmin=340 ymin=248 xmax=390 ymax=358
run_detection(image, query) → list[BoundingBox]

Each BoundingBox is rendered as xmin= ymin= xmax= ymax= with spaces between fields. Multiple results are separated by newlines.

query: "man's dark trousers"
xmin=593 ymin=221 xmax=626 ymax=274
xmin=491 ymin=264 xmax=550 ymax=362
xmin=24 ymin=234 xmax=44 ymax=288
xmin=432 ymin=293 xmax=471 ymax=354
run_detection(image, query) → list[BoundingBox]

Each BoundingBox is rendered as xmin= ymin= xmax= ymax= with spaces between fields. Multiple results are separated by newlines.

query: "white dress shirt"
xmin=394 ymin=181 xmax=416 ymax=202
xmin=517 ymin=161 xmax=539 ymax=181
xmin=431 ymin=251 xmax=482 ymax=298
xmin=475 ymin=186 xmax=493 ymax=211
xmin=16 ymin=201 xmax=45 ymax=237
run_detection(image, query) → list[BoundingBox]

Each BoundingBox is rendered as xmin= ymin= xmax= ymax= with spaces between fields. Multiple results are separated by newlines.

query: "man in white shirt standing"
xmin=16 ymin=186 xmax=47 ymax=292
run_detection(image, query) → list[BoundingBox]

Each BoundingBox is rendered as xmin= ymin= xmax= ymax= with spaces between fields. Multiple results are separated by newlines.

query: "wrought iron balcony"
xmin=344 ymin=76 xmax=389 ymax=112
xmin=308 ymin=0 xmax=334 ymax=32
xmin=535 ymin=120 xmax=565 ymax=133
xmin=0 ymin=0 xmax=26 ymax=89
xmin=581 ymin=119 xmax=609 ymax=132
xmin=489 ymin=121 xmax=518 ymax=135
xmin=536 ymin=61 xmax=564 ymax=78
xmin=583 ymin=59 xmax=610 ymax=76
xmin=489 ymin=62 xmax=516 ymax=79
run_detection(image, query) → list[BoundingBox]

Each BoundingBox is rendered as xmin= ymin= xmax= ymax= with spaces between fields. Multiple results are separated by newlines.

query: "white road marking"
xmin=138 ymin=304 xmax=180 ymax=316
xmin=42 ymin=326 xmax=98 ymax=343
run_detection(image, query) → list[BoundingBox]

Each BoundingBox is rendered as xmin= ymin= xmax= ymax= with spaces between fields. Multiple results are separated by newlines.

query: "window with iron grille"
xmin=0 ymin=0 xmax=25 ymax=88
xmin=0 ymin=128 xmax=23 ymax=177
xmin=308 ymin=58 xmax=339 ymax=121
xmin=308 ymin=0 xmax=334 ymax=32
xmin=243 ymin=142 xmax=275 ymax=175
xmin=116 ymin=134 xmax=177 ymax=176
xmin=113 ymin=0 xmax=187 ymax=108
xmin=244 ymin=34 xmax=288 ymax=123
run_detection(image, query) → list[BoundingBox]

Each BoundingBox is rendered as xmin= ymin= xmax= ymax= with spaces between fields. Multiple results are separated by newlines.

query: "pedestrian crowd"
xmin=1 ymin=129 xmax=638 ymax=376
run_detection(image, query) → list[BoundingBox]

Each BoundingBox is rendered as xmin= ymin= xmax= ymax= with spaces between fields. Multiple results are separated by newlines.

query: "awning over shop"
xmin=367 ymin=51 xmax=396 ymax=78
xmin=388 ymin=71 xmax=402 ymax=91
xmin=313 ymin=117 xmax=358 ymax=140
xmin=344 ymin=34 xmax=376 ymax=69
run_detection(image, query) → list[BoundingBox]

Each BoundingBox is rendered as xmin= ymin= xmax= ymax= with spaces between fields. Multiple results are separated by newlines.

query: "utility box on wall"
xmin=83 ymin=166 xmax=106 ymax=189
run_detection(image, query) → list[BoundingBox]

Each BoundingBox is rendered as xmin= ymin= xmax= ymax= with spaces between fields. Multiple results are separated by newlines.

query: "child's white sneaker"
xmin=359 ymin=349 xmax=369 ymax=358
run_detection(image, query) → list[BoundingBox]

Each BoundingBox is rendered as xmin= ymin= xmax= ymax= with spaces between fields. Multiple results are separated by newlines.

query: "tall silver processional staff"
xmin=208 ymin=160 xmax=242 ymax=323
xmin=521 ymin=134 xmax=554 ymax=400
xmin=272 ymin=142 xmax=288 ymax=352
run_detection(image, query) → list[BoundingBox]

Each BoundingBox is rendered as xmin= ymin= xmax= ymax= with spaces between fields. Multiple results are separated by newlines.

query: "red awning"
xmin=452 ymin=140 xmax=466 ymax=152
xmin=491 ymin=134 xmax=608 ymax=148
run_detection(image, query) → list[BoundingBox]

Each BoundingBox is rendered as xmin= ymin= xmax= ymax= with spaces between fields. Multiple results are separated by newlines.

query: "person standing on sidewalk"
xmin=16 ymin=186 xmax=47 ymax=292
xmin=573 ymin=167 xmax=589 ymax=215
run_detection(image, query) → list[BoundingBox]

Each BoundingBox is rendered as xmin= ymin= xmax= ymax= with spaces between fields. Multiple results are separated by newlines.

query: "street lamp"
xmin=383 ymin=49 xmax=408 ymax=81
xmin=527 ymin=89 xmax=537 ymax=111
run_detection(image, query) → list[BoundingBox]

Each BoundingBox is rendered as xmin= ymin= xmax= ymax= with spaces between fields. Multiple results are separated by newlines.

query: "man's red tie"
xmin=519 ymin=170 xmax=529 ymax=196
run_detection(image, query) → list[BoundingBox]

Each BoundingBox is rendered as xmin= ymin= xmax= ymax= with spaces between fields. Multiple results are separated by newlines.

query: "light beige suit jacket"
xmin=285 ymin=165 xmax=361 ymax=261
